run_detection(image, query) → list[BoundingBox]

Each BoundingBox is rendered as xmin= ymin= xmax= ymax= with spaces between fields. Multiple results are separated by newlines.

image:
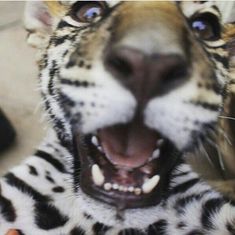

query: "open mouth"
xmin=75 ymin=119 xmax=180 ymax=209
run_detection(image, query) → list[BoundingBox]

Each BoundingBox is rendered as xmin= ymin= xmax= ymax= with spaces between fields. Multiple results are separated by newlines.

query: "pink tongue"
xmin=99 ymin=122 xmax=158 ymax=168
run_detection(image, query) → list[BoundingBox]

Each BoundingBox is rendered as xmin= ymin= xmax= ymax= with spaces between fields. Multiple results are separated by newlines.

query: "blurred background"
xmin=0 ymin=2 xmax=46 ymax=174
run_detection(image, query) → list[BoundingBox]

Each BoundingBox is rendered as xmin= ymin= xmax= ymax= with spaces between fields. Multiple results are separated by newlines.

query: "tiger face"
xmin=25 ymin=0 xmax=232 ymax=226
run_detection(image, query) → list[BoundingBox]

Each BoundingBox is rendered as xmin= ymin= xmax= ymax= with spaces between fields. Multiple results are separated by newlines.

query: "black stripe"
xmin=46 ymin=175 xmax=55 ymax=184
xmin=0 ymin=194 xmax=16 ymax=222
xmin=34 ymin=150 xmax=66 ymax=173
xmin=48 ymin=60 xmax=58 ymax=95
xmin=211 ymin=53 xmax=229 ymax=69
xmin=28 ymin=165 xmax=38 ymax=176
xmin=17 ymin=230 xmax=26 ymax=235
xmin=60 ymin=92 xmax=76 ymax=107
xmin=70 ymin=227 xmax=86 ymax=235
xmin=52 ymin=186 xmax=65 ymax=193
xmin=211 ymin=5 xmax=220 ymax=13
xmin=171 ymin=171 xmax=191 ymax=177
xmin=83 ymin=213 xmax=93 ymax=220
xmin=4 ymin=172 xmax=50 ymax=202
xmin=57 ymin=20 xmax=73 ymax=29
xmin=189 ymin=101 xmax=220 ymax=112
xmin=186 ymin=230 xmax=204 ymax=235
xmin=34 ymin=202 xmax=68 ymax=230
xmin=201 ymin=198 xmax=224 ymax=230
xmin=227 ymin=223 xmax=235 ymax=234
xmin=147 ymin=219 xmax=168 ymax=235
xmin=53 ymin=35 xmax=70 ymax=46
xmin=60 ymin=78 xmax=95 ymax=88
xmin=174 ymin=194 xmax=204 ymax=214
xmin=93 ymin=222 xmax=111 ymax=235
xmin=170 ymin=178 xmax=200 ymax=195
xmin=118 ymin=229 xmax=145 ymax=235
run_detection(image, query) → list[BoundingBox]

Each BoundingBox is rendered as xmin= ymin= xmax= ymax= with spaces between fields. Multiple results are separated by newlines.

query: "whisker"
xmin=198 ymin=138 xmax=215 ymax=168
xmin=207 ymin=124 xmax=232 ymax=146
xmin=205 ymin=137 xmax=226 ymax=173
xmin=217 ymin=127 xmax=233 ymax=146
xmin=218 ymin=115 xmax=235 ymax=121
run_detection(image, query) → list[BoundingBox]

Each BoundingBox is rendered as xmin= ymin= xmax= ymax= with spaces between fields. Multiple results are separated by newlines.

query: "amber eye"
xmin=71 ymin=1 xmax=107 ymax=23
xmin=191 ymin=13 xmax=221 ymax=41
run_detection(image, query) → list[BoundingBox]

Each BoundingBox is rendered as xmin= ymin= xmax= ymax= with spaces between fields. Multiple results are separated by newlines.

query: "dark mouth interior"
xmin=75 ymin=119 xmax=180 ymax=209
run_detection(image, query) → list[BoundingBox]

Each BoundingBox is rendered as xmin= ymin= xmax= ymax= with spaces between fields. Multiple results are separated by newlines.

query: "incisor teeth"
xmin=112 ymin=184 xmax=119 ymax=190
xmin=142 ymin=175 xmax=160 ymax=194
xmin=91 ymin=136 xmax=99 ymax=146
xmin=104 ymin=183 xmax=112 ymax=191
xmin=119 ymin=185 xmax=125 ymax=191
xmin=128 ymin=186 xmax=134 ymax=192
xmin=134 ymin=188 xmax=142 ymax=195
xmin=91 ymin=164 xmax=105 ymax=186
xmin=123 ymin=187 xmax=128 ymax=192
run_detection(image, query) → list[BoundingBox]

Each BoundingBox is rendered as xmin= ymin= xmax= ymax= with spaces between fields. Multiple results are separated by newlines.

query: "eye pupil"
xmin=83 ymin=7 xmax=101 ymax=21
xmin=192 ymin=20 xmax=212 ymax=40
xmin=191 ymin=14 xmax=220 ymax=41
xmin=192 ymin=21 xmax=207 ymax=31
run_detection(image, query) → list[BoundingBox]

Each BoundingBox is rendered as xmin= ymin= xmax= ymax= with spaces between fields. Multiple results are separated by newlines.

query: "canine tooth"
xmin=91 ymin=164 xmax=105 ymax=186
xmin=98 ymin=146 xmax=103 ymax=152
xmin=134 ymin=188 xmax=142 ymax=195
xmin=104 ymin=183 xmax=112 ymax=191
xmin=119 ymin=185 xmax=125 ymax=191
xmin=142 ymin=175 xmax=160 ymax=194
xmin=112 ymin=184 xmax=119 ymax=190
xmin=128 ymin=186 xmax=134 ymax=192
xmin=91 ymin=136 xmax=99 ymax=146
xmin=152 ymin=149 xmax=160 ymax=159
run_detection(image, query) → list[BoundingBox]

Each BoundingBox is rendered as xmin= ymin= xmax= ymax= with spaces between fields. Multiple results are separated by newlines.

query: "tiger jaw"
xmin=75 ymin=121 xmax=180 ymax=209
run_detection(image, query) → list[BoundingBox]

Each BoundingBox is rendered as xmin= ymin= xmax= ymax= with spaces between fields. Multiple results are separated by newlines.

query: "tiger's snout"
xmin=104 ymin=47 xmax=189 ymax=104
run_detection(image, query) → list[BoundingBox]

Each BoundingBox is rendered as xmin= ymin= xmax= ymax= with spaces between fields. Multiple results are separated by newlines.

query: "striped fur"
xmin=2 ymin=1 xmax=235 ymax=234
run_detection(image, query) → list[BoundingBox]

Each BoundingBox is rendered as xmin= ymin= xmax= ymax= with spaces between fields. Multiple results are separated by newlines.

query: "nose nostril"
xmin=163 ymin=62 xmax=189 ymax=84
xmin=107 ymin=55 xmax=133 ymax=78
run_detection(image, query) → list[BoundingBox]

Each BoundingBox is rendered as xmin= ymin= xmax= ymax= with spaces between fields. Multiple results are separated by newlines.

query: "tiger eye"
xmin=191 ymin=13 xmax=221 ymax=41
xmin=71 ymin=1 xmax=107 ymax=23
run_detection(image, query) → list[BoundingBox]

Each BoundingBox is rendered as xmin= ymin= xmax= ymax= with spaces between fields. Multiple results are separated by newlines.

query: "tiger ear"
xmin=24 ymin=1 xmax=53 ymax=48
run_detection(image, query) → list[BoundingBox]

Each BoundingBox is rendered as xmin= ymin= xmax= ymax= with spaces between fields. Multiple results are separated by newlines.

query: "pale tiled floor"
xmin=0 ymin=2 xmax=46 ymax=174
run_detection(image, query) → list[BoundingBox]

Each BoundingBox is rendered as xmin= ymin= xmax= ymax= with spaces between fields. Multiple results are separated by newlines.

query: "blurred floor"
xmin=0 ymin=2 xmax=46 ymax=174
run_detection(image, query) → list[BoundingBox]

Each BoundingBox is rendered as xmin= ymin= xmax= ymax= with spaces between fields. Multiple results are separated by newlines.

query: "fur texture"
xmin=1 ymin=1 xmax=235 ymax=234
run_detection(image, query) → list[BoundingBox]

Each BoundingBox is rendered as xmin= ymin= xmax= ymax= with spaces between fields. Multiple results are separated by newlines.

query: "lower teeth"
xmin=103 ymin=182 xmax=143 ymax=194
xmin=90 ymin=135 xmax=162 ymax=195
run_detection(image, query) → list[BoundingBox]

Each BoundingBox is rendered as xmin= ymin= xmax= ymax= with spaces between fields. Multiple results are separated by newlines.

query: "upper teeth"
xmin=91 ymin=164 xmax=105 ymax=186
xmin=104 ymin=183 xmax=112 ymax=191
xmin=90 ymin=135 xmax=163 ymax=195
xmin=142 ymin=175 xmax=160 ymax=194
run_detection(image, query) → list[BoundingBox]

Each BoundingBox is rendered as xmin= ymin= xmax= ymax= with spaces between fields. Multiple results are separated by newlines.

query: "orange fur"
xmin=44 ymin=1 xmax=68 ymax=17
